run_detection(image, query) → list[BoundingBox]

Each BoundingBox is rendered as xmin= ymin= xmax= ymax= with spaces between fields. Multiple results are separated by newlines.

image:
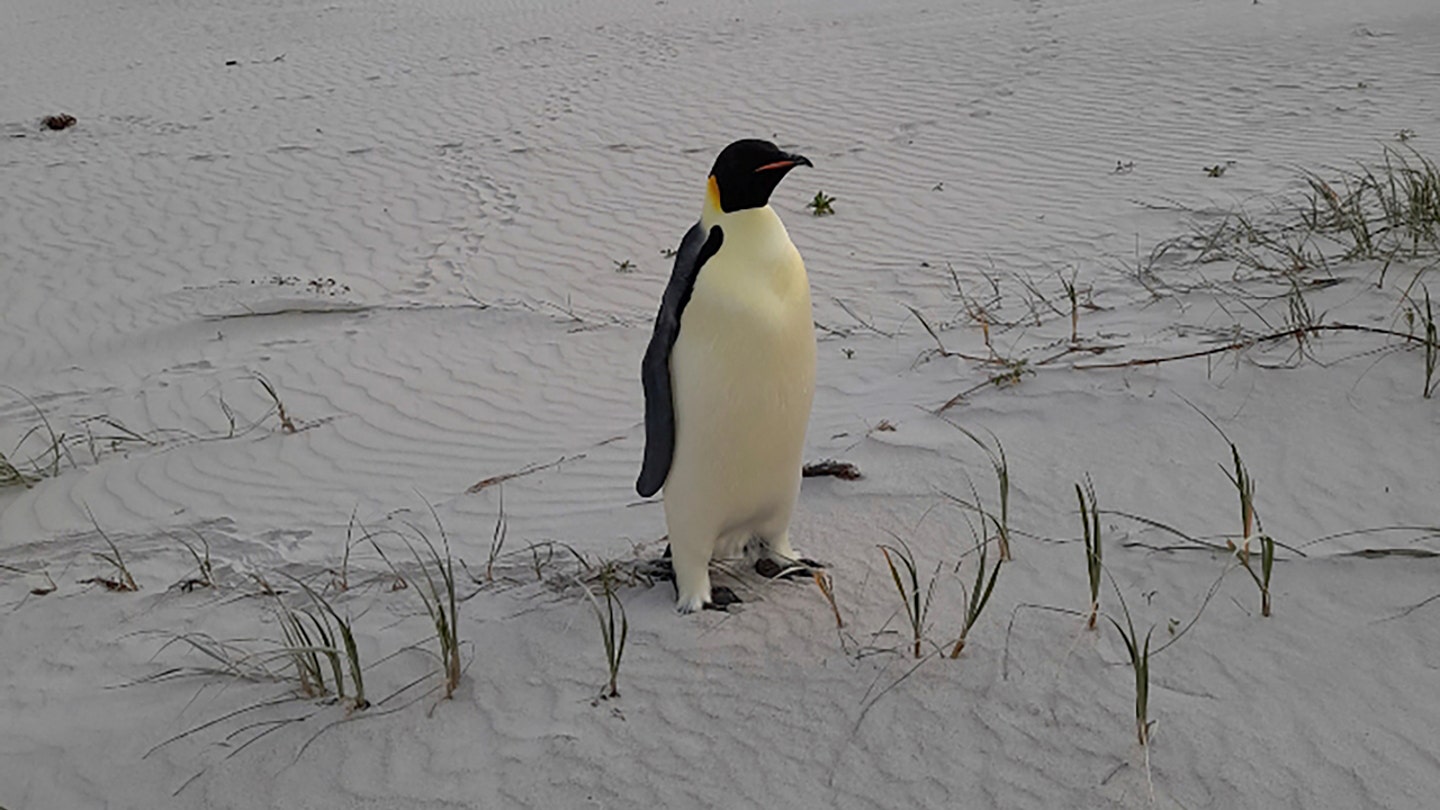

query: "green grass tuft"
xmin=1077 ymin=477 xmax=1102 ymax=630
xmin=879 ymin=538 xmax=939 ymax=659
xmin=806 ymin=190 xmax=836 ymax=216
xmin=579 ymin=562 xmax=629 ymax=699
xmin=1102 ymin=574 xmax=1154 ymax=747
xmin=948 ymin=516 xmax=1004 ymax=659
xmin=946 ymin=425 xmax=1013 ymax=561
xmin=283 ymin=575 xmax=368 ymax=709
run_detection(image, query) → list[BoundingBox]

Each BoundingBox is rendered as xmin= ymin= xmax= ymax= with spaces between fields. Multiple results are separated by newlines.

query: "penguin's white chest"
xmin=665 ymin=211 xmax=815 ymax=552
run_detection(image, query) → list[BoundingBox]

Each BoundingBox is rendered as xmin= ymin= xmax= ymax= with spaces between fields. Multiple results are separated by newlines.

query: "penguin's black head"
xmin=708 ymin=139 xmax=813 ymax=213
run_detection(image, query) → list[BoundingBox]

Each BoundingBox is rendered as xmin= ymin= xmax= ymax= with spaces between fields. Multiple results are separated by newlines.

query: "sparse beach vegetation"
xmin=85 ymin=512 xmax=139 ymax=592
xmin=579 ymin=561 xmax=629 ymax=699
xmin=943 ymin=426 xmax=1013 ymax=561
xmin=4 ymin=2 xmax=1439 ymax=802
xmin=253 ymin=372 xmax=298 ymax=434
xmin=1103 ymin=576 xmax=1153 ymax=747
xmin=947 ymin=515 xmax=1003 ymax=659
xmin=878 ymin=538 xmax=939 ymax=659
xmin=806 ymin=190 xmax=836 ymax=216
xmin=396 ymin=511 xmax=463 ymax=701
xmin=172 ymin=530 xmax=214 ymax=592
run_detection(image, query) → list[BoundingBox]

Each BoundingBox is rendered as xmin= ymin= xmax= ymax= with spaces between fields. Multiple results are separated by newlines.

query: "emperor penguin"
xmin=637 ymin=139 xmax=818 ymax=613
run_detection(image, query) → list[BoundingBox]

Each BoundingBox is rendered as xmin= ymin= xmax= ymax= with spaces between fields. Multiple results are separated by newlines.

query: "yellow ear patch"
xmin=706 ymin=175 xmax=721 ymax=213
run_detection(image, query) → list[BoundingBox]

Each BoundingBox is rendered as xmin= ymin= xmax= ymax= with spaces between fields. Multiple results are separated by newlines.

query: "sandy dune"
xmin=3 ymin=0 xmax=1439 ymax=807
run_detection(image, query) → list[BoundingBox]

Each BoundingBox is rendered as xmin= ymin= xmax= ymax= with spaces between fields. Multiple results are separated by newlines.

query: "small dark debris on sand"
xmin=802 ymin=459 xmax=862 ymax=480
xmin=41 ymin=114 xmax=76 ymax=131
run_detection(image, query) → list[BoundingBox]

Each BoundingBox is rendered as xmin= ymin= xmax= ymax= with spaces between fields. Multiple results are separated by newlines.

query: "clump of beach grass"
xmin=0 ymin=448 xmax=36 ymax=489
xmin=272 ymin=592 xmax=338 ymax=700
xmin=281 ymin=576 xmax=368 ymax=708
xmin=1 ymin=386 xmax=68 ymax=486
xmin=807 ymin=191 xmax=836 ymax=216
xmin=579 ymin=561 xmax=629 ymax=699
xmin=253 ymin=372 xmax=297 ymax=434
xmin=174 ymin=530 xmax=214 ymax=592
xmin=1220 ymin=439 xmax=1277 ymax=616
xmin=1302 ymin=145 xmax=1440 ymax=269
xmin=944 ymin=425 xmax=1013 ymax=560
xmin=879 ymin=537 xmax=939 ymax=659
xmin=948 ymin=515 xmax=1003 ymax=659
xmin=86 ymin=512 xmax=139 ymax=592
xmin=1221 ymin=443 xmax=1259 ymax=549
xmin=1058 ymin=266 xmax=1082 ymax=343
xmin=404 ymin=514 xmax=462 ymax=699
xmin=1097 ymin=572 xmax=1153 ymax=748
xmin=1187 ymin=403 xmax=1277 ymax=617
xmin=1163 ymin=145 xmax=1440 ymax=302
xmin=362 ymin=504 xmax=463 ymax=700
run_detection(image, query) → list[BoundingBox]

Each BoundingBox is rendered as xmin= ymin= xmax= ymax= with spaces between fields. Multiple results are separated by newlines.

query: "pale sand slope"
xmin=3 ymin=0 xmax=1439 ymax=806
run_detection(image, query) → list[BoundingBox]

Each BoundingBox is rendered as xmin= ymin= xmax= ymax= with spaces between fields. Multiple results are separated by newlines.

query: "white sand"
xmin=3 ymin=0 xmax=1439 ymax=806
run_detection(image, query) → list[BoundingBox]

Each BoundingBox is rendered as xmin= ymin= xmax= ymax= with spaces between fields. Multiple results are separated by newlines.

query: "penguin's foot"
xmin=638 ymin=557 xmax=674 ymax=582
xmin=675 ymin=586 xmax=741 ymax=614
xmin=754 ymin=557 xmax=825 ymax=580
xmin=705 ymin=586 xmax=742 ymax=611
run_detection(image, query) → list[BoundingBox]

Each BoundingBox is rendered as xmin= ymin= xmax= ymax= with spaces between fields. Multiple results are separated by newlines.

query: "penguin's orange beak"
xmin=754 ymin=153 xmax=813 ymax=172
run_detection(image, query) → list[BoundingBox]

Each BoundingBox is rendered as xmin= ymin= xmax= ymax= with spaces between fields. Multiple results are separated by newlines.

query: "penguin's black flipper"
xmin=636 ymin=223 xmax=725 ymax=498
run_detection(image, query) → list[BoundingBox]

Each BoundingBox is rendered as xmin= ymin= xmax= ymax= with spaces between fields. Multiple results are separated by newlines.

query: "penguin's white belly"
xmin=665 ymin=245 xmax=815 ymax=558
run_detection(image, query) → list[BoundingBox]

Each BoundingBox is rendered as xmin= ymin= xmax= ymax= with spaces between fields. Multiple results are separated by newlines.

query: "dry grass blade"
xmin=1 ymin=562 xmax=58 ymax=595
xmin=0 ymin=448 xmax=38 ymax=489
xmin=172 ymin=530 xmax=214 ymax=592
xmin=1422 ymin=286 xmax=1438 ymax=398
xmin=253 ymin=372 xmax=297 ymax=433
xmin=86 ymin=509 xmax=139 ymax=592
xmin=485 ymin=486 xmax=507 ymax=582
xmin=466 ymin=453 xmax=586 ymax=494
xmin=813 ymin=570 xmax=845 ymax=629
xmin=138 ymin=631 xmax=280 ymax=685
xmin=1259 ymin=535 xmax=1275 ymax=616
xmin=1 ymin=385 xmax=69 ymax=484
xmin=1073 ymin=322 xmax=1431 ymax=370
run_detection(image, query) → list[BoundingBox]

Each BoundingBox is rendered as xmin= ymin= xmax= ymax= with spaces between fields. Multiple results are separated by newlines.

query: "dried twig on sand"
xmin=467 ymin=454 xmax=585 ymax=493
